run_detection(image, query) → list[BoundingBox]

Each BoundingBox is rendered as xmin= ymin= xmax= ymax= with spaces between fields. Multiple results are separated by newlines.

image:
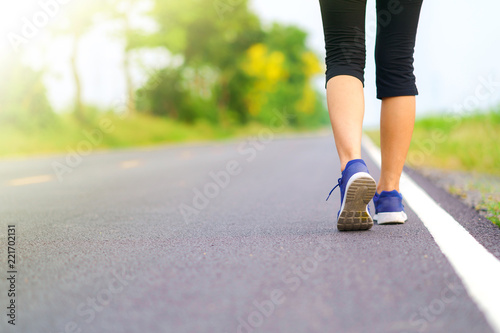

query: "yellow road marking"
xmin=179 ymin=150 xmax=192 ymax=160
xmin=120 ymin=160 xmax=140 ymax=169
xmin=8 ymin=174 xmax=53 ymax=186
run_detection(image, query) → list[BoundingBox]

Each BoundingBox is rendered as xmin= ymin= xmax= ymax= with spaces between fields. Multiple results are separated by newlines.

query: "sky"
xmin=2 ymin=0 xmax=500 ymax=128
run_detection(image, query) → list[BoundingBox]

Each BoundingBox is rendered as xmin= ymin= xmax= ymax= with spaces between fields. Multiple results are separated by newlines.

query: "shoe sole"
xmin=374 ymin=212 xmax=407 ymax=225
xmin=337 ymin=172 xmax=376 ymax=231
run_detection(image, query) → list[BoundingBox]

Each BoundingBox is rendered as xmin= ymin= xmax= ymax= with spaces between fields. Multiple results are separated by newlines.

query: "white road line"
xmin=8 ymin=174 xmax=53 ymax=186
xmin=362 ymin=134 xmax=500 ymax=333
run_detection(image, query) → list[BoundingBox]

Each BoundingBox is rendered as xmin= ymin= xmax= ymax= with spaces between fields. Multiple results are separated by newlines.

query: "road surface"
xmin=0 ymin=134 xmax=499 ymax=333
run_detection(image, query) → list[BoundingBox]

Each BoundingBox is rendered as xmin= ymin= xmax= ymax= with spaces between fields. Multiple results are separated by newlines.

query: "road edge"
xmin=362 ymin=134 xmax=500 ymax=333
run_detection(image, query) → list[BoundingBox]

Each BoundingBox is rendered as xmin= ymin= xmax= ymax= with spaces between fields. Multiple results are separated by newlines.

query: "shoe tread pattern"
xmin=337 ymin=177 xmax=376 ymax=231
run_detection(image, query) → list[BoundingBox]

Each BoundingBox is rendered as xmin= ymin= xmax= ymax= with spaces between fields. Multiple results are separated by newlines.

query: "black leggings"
xmin=319 ymin=0 xmax=423 ymax=99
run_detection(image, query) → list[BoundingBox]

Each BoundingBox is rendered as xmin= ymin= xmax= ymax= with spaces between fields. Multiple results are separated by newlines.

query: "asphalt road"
xmin=0 ymin=134 xmax=498 ymax=333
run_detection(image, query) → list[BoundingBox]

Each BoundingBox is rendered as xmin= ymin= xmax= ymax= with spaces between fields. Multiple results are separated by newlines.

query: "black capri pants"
xmin=319 ymin=0 xmax=423 ymax=99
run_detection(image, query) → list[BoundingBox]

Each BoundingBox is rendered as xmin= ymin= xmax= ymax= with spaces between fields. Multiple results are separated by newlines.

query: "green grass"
xmin=477 ymin=200 xmax=500 ymax=227
xmin=366 ymin=110 xmax=500 ymax=175
xmin=0 ymin=112 xmax=320 ymax=158
xmin=366 ymin=109 xmax=500 ymax=227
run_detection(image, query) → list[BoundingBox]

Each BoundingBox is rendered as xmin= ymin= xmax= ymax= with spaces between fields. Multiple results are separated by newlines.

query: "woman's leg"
xmin=326 ymin=76 xmax=364 ymax=171
xmin=319 ymin=0 xmax=367 ymax=171
xmin=378 ymin=96 xmax=415 ymax=192
xmin=375 ymin=0 xmax=423 ymax=192
xmin=320 ymin=0 xmax=376 ymax=231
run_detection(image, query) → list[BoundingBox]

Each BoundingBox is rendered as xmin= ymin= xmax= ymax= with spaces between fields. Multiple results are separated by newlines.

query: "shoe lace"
xmin=326 ymin=177 xmax=341 ymax=201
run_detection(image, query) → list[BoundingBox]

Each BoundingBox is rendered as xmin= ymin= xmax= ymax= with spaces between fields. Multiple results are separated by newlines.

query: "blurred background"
xmin=1 ymin=0 xmax=499 ymax=220
xmin=0 ymin=0 xmax=330 ymax=157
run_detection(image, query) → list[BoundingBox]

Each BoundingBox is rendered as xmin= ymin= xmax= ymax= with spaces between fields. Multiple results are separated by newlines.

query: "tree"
xmin=0 ymin=56 xmax=55 ymax=129
xmin=241 ymin=23 xmax=327 ymax=126
xmin=147 ymin=0 xmax=264 ymax=124
xmin=102 ymin=0 xmax=155 ymax=116
xmin=137 ymin=0 xmax=327 ymax=127
xmin=51 ymin=0 xmax=102 ymax=122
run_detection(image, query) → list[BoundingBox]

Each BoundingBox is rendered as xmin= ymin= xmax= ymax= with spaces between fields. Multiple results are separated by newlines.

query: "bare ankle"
xmin=376 ymin=183 xmax=399 ymax=193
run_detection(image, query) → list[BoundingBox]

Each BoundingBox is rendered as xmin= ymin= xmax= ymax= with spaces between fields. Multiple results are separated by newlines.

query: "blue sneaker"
xmin=327 ymin=159 xmax=376 ymax=231
xmin=373 ymin=190 xmax=408 ymax=224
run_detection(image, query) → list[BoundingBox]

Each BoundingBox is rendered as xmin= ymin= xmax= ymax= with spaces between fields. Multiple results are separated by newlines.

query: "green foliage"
xmin=479 ymin=200 xmax=500 ymax=227
xmin=136 ymin=0 xmax=327 ymax=128
xmin=0 ymin=112 xmax=312 ymax=158
xmin=139 ymin=0 xmax=264 ymax=125
xmin=411 ymin=109 xmax=500 ymax=174
xmin=136 ymin=67 xmax=206 ymax=123
xmin=1 ymin=0 xmax=328 ymax=153
xmin=367 ymin=108 xmax=500 ymax=175
xmin=265 ymin=24 xmax=308 ymax=67
xmin=0 ymin=58 xmax=56 ymax=130
xmin=151 ymin=0 xmax=263 ymax=68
